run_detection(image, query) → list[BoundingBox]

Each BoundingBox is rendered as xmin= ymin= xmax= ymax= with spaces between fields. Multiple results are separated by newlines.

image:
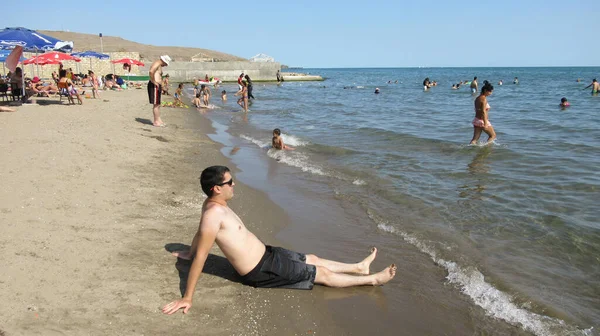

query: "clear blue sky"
xmin=4 ymin=0 xmax=598 ymax=68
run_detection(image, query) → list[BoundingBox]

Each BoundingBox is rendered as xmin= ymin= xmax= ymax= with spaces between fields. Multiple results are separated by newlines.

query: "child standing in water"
xmin=200 ymin=84 xmax=211 ymax=106
xmin=272 ymin=128 xmax=295 ymax=150
xmin=221 ymin=90 xmax=227 ymax=101
xmin=470 ymin=83 xmax=496 ymax=145
xmin=174 ymin=83 xmax=183 ymax=104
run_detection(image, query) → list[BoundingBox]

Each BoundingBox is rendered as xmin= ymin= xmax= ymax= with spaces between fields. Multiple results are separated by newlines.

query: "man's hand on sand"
xmin=162 ymin=298 xmax=192 ymax=315
xmin=172 ymin=250 xmax=193 ymax=260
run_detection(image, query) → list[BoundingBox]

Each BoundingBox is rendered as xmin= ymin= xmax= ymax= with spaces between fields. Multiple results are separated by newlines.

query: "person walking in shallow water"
xmin=244 ymin=74 xmax=255 ymax=99
xmin=470 ymin=83 xmax=496 ymax=145
xmin=236 ymin=80 xmax=249 ymax=112
xmin=162 ymin=166 xmax=397 ymax=315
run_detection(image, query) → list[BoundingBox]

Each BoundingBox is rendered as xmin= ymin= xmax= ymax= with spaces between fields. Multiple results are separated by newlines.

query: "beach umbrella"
xmin=111 ymin=58 xmax=144 ymax=66
xmin=112 ymin=58 xmax=144 ymax=81
xmin=0 ymin=27 xmax=73 ymax=52
xmin=72 ymin=51 xmax=109 ymax=71
xmin=23 ymin=51 xmax=80 ymax=65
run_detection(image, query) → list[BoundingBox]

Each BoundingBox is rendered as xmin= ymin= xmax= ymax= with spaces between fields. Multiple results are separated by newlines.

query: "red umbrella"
xmin=23 ymin=51 xmax=81 ymax=65
xmin=111 ymin=58 xmax=144 ymax=66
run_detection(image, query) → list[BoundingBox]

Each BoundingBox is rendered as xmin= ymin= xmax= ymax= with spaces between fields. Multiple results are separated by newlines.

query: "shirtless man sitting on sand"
xmin=162 ymin=166 xmax=397 ymax=315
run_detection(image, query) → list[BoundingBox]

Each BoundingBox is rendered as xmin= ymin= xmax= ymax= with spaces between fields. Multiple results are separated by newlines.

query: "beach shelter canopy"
xmin=0 ymin=27 xmax=73 ymax=52
xmin=71 ymin=51 xmax=109 ymax=59
xmin=24 ymin=52 xmax=80 ymax=65
xmin=111 ymin=58 xmax=144 ymax=66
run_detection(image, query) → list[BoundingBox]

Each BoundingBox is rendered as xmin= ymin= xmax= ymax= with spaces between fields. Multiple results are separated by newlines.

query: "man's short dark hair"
xmin=200 ymin=166 xmax=230 ymax=197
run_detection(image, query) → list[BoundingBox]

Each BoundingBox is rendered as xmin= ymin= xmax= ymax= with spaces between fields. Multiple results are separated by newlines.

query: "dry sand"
xmin=0 ymin=90 xmax=345 ymax=335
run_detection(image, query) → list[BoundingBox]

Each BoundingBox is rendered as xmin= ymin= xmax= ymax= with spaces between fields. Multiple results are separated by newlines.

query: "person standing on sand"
xmin=147 ymin=55 xmax=171 ymax=127
xmin=162 ymin=166 xmax=397 ymax=315
xmin=470 ymin=76 xmax=478 ymax=94
xmin=470 ymin=83 xmax=496 ymax=145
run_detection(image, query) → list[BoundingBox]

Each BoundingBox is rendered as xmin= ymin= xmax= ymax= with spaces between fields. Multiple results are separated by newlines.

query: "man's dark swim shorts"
xmin=241 ymin=245 xmax=316 ymax=290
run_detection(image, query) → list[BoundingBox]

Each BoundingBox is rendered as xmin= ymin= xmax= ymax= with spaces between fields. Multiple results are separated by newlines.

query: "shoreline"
xmin=0 ymin=90 xmax=343 ymax=335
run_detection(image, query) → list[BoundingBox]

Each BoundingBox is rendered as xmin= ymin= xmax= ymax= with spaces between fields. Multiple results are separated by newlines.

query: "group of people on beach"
xmin=142 ymin=56 xmax=397 ymax=315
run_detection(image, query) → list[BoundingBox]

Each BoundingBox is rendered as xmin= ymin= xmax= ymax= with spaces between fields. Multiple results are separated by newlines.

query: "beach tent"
xmin=71 ymin=51 xmax=109 ymax=71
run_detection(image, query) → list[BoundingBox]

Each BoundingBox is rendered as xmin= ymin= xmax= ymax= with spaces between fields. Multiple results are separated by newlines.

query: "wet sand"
xmin=0 ymin=90 xmax=345 ymax=335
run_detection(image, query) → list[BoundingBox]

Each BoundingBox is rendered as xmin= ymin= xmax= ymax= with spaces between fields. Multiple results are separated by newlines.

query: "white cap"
xmin=160 ymin=55 xmax=172 ymax=65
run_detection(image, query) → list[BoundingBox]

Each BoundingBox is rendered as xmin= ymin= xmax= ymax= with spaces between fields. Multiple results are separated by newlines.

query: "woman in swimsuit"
xmin=236 ymin=81 xmax=249 ymax=112
xmin=470 ymin=83 xmax=496 ymax=145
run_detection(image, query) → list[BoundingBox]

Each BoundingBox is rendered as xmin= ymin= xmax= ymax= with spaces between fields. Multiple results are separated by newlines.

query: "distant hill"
xmin=39 ymin=30 xmax=247 ymax=63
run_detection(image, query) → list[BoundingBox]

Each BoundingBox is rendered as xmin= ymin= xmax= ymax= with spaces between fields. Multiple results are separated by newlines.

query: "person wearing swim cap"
xmin=374 ymin=88 xmax=380 ymax=94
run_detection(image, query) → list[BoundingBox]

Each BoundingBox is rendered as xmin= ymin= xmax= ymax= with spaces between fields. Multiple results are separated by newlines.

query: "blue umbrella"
xmin=0 ymin=27 xmax=72 ymax=52
xmin=71 ymin=51 xmax=109 ymax=59
xmin=72 ymin=51 xmax=109 ymax=72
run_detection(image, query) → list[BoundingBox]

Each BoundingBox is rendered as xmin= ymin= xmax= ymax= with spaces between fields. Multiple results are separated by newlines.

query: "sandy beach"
xmin=0 ymin=90 xmax=347 ymax=335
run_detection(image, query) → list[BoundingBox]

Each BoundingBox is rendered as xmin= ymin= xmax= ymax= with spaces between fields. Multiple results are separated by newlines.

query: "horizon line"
xmin=289 ymin=65 xmax=599 ymax=69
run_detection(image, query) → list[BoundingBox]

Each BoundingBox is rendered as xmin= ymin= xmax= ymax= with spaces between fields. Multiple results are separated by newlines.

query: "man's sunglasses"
xmin=211 ymin=178 xmax=234 ymax=190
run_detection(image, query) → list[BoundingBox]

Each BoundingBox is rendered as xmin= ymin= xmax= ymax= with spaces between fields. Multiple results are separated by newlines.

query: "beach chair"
xmin=57 ymin=81 xmax=75 ymax=105
xmin=10 ymin=82 xmax=23 ymax=101
xmin=0 ymin=83 xmax=8 ymax=101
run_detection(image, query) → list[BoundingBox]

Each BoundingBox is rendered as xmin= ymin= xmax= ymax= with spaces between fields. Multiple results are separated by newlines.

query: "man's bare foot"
xmin=0 ymin=107 xmax=16 ymax=112
xmin=172 ymin=250 xmax=193 ymax=260
xmin=358 ymin=247 xmax=377 ymax=275
xmin=372 ymin=264 xmax=397 ymax=285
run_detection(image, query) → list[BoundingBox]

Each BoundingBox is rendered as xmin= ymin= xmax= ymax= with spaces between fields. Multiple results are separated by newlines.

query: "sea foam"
xmin=370 ymin=214 xmax=591 ymax=336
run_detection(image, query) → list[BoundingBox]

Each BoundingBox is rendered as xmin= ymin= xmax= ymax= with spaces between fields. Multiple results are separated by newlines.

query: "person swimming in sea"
xmin=423 ymin=77 xmax=431 ymax=91
xmin=272 ymin=128 xmax=295 ymax=150
xmin=560 ymin=97 xmax=570 ymax=108
xmin=374 ymin=88 xmax=380 ymax=94
xmin=513 ymin=77 xmax=519 ymax=84
xmin=469 ymin=83 xmax=496 ymax=145
xmin=583 ymin=79 xmax=599 ymax=95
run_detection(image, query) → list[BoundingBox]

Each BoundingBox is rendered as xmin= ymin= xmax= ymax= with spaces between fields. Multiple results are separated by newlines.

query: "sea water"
xmin=186 ymin=67 xmax=599 ymax=335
